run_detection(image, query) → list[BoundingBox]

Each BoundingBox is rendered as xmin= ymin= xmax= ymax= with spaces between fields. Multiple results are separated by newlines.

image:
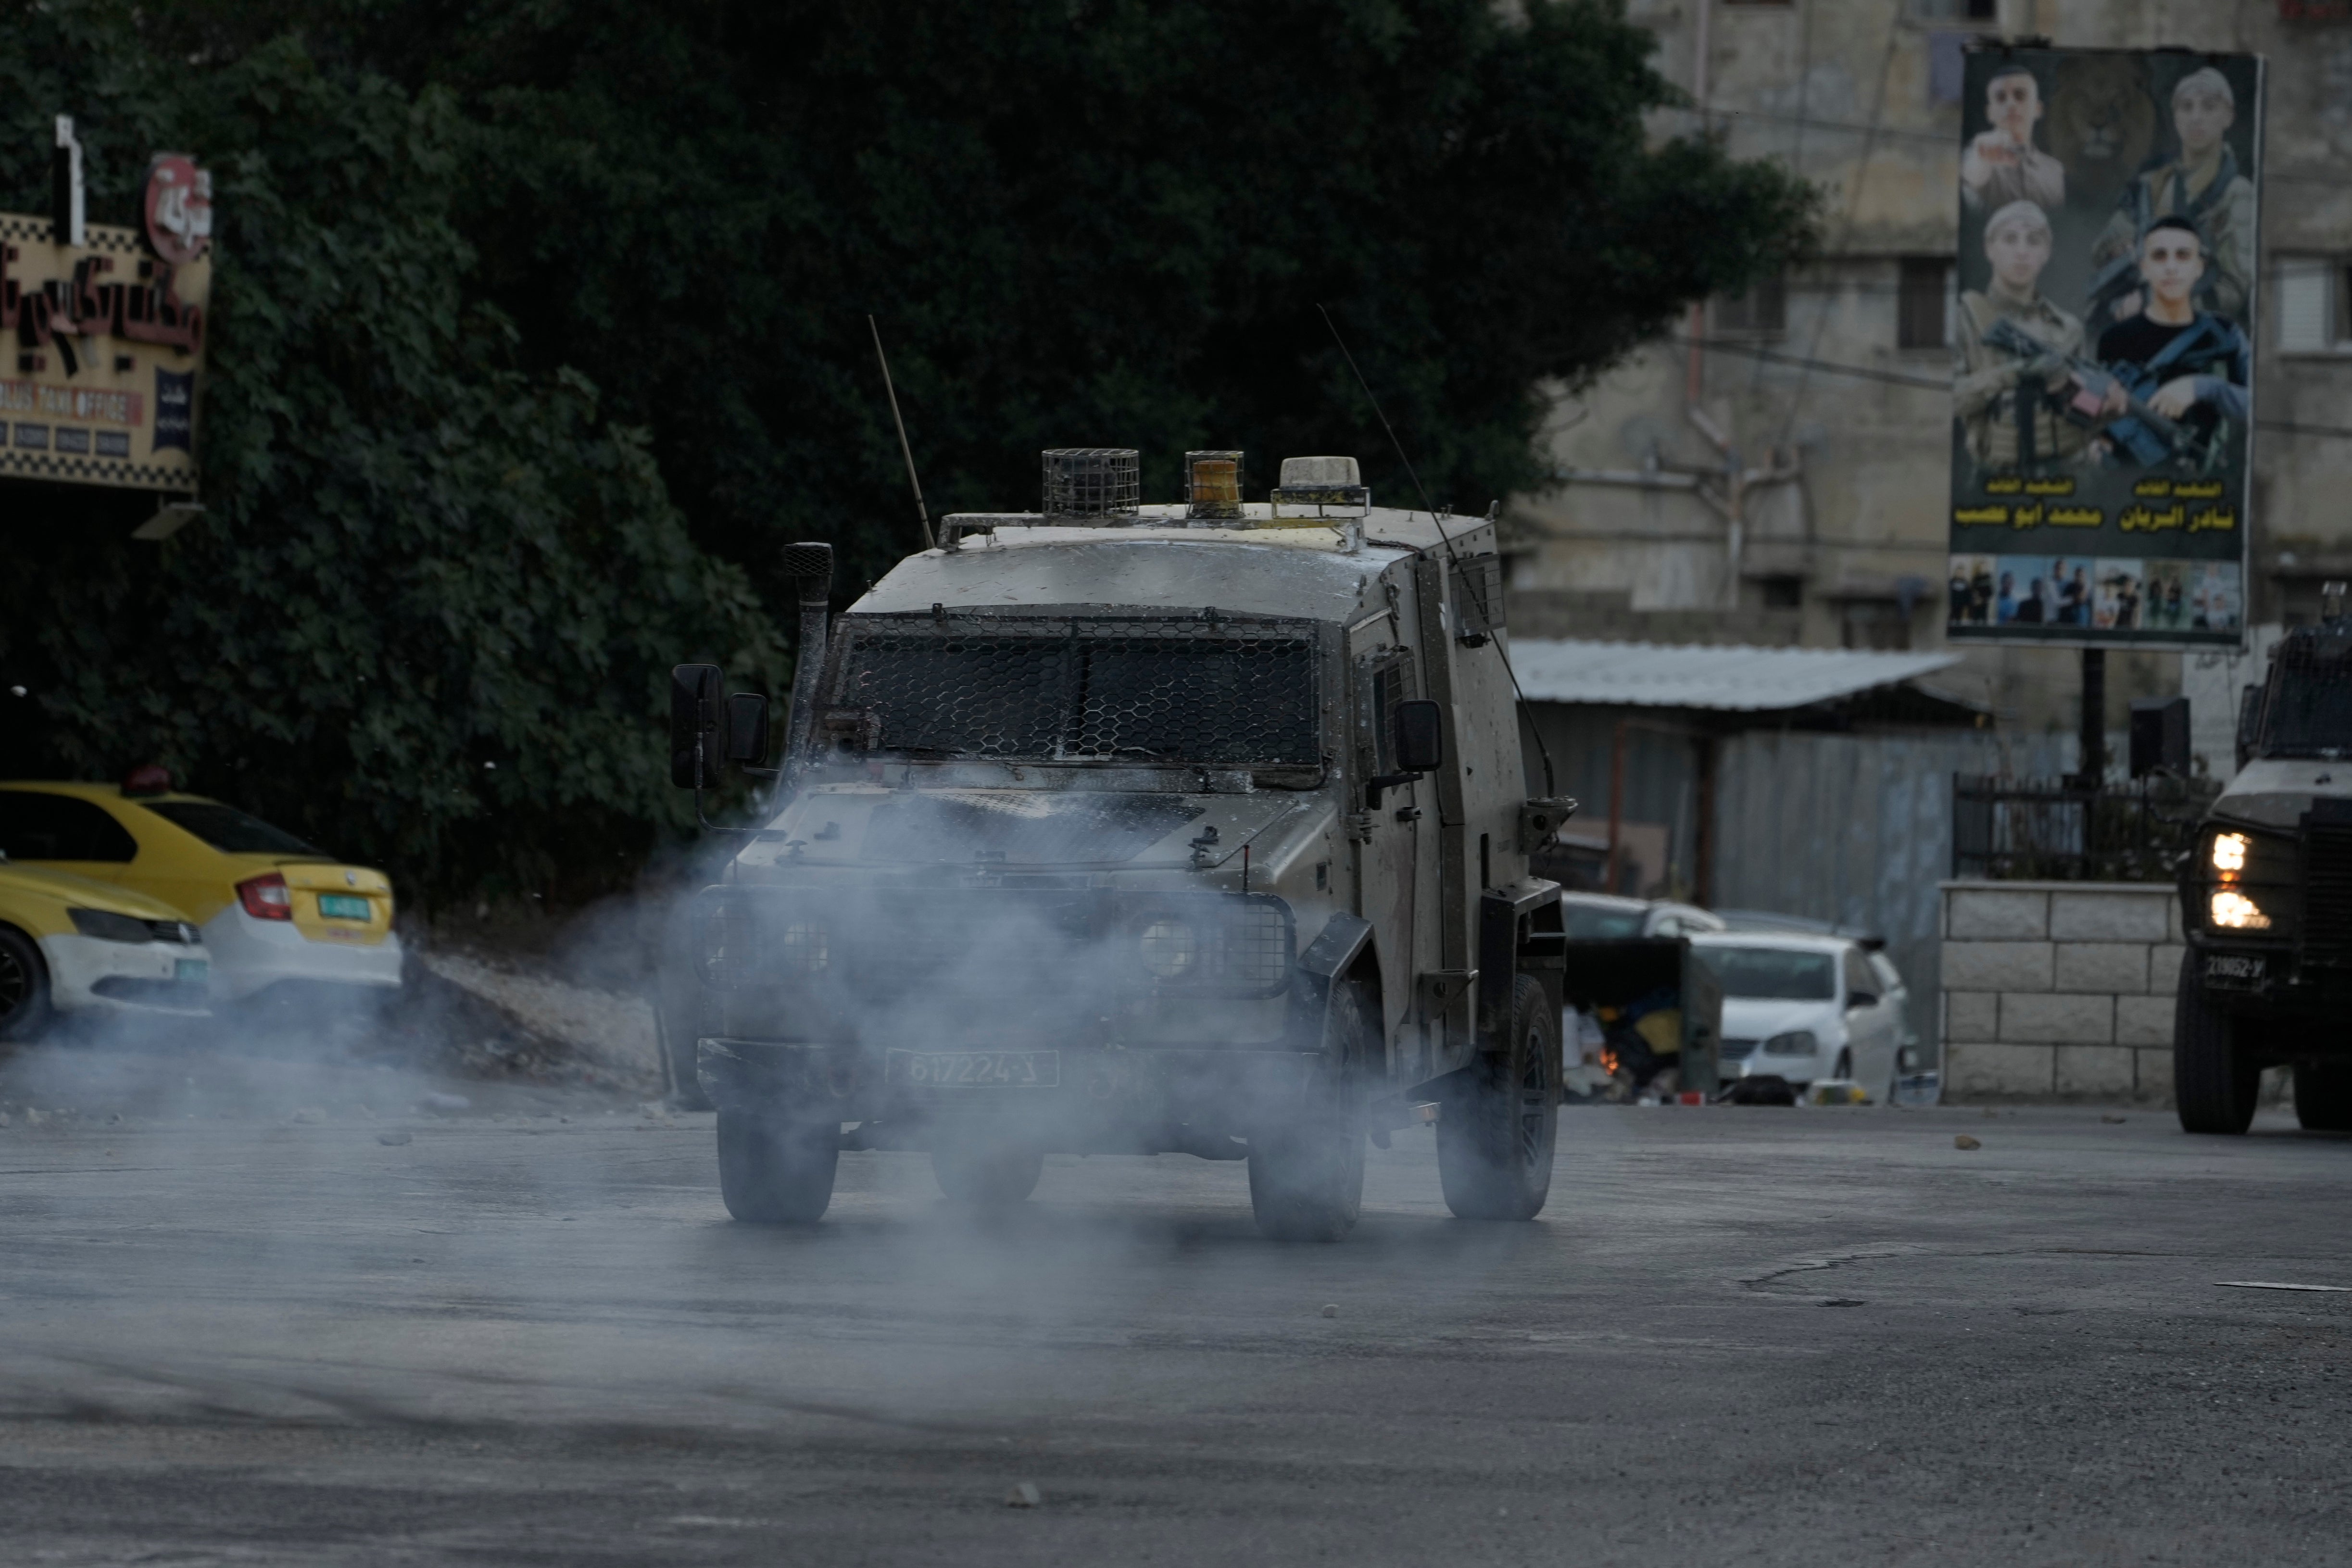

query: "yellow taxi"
xmin=0 ymin=860 xmax=214 ymax=1038
xmin=0 ymin=775 xmax=401 ymax=1004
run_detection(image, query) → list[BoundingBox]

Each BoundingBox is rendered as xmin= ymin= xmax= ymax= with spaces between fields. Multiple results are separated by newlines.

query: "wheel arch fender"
xmin=1284 ymin=913 xmax=1377 ymax=1057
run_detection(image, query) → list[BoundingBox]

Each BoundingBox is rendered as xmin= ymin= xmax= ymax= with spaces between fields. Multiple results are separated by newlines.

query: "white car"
xmin=1690 ymin=932 xmax=1909 ymax=1100
xmin=1559 ymin=892 xmax=1727 ymax=941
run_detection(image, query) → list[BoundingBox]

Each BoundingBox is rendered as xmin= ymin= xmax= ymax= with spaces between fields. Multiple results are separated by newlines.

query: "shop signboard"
xmin=1 ymin=145 xmax=210 ymax=494
xmin=1945 ymin=48 xmax=2263 ymax=648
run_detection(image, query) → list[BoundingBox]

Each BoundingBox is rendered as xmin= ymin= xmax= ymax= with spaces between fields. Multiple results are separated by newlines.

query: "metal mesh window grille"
xmin=826 ymin=616 xmax=1322 ymax=765
xmin=1451 ymin=554 xmax=1505 ymax=637
xmin=1366 ymin=655 xmax=1412 ymax=773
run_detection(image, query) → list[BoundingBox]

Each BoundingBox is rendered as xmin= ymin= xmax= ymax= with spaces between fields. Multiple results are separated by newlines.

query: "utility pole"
xmin=2077 ymin=649 xmax=2106 ymax=788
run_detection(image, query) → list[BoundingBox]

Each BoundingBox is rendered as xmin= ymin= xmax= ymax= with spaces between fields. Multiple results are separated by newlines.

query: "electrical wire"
xmin=1317 ymin=304 xmax=1559 ymax=800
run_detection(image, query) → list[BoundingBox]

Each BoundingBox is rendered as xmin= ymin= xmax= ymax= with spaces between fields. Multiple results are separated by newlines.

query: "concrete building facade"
xmin=1508 ymin=0 xmax=2352 ymax=765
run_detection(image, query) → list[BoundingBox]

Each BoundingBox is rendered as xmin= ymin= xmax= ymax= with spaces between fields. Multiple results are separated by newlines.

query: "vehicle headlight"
xmin=779 ymin=919 xmax=830 ymax=974
xmin=69 ymin=907 xmax=153 ymax=945
xmin=1140 ymin=918 xmax=1197 ymax=978
xmin=2211 ymin=832 xmax=2248 ymax=873
xmin=1762 ymin=1029 xmax=1819 ymax=1057
xmin=2209 ymin=891 xmax=2272 ymax=930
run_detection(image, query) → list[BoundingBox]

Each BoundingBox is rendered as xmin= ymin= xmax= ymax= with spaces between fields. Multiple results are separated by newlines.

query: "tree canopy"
xmin=0 ymin=0 xmax=1811 ymax=903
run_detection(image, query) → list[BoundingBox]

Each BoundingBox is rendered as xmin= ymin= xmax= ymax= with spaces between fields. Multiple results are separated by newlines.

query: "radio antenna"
xmin=1317 ymin=303 xmax=1557 ymax=798
xmin=868 ymin=315 xmax=936 ymax=551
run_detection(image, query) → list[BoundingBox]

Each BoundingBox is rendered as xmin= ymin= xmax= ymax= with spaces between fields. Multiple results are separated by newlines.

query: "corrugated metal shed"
xmin=1507 ymin=638 xmax=1962 ymax=713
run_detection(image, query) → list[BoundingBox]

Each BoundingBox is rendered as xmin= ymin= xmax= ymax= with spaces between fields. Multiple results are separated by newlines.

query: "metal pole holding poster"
xmin=1942 ymin=47 xmax=2263 ymax=660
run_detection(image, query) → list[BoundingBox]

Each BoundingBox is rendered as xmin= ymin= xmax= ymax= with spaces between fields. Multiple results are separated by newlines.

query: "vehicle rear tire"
xmin=0 ymin=926 xmax=52 ymax=1043
xmin=931 ymin=1138 xmax=1045 ymax=1207
xmin=716 ymin=1110 xmax=840 ymax=1224
xmin=1436 ymin=975 xmax=1559 ymax=1222
xmin=2174 ymin=959 xmax=2258 ymax=1135
xmin=1248 ymin=981 xmax=1371 ymax=1242
xmin=2292 ymin=1063 xmax=2352 ymax=1132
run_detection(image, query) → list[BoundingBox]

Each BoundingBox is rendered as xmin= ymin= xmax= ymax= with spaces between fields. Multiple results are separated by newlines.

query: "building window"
xmin=1926 ymin=31 xmax=1970 ymax=104
xmin=1840 ymin=600 xmax=1912 ymax=651
xmin=1760 ymin=575 xmax=1804 ymax=609
xmin=1899 ymin=258 xmax=1951 ymax=349
xmin=2276 ymin=256 xmax=2352 ymax=354
xmin=1715 ymin=274 xmax=1786 ymax=337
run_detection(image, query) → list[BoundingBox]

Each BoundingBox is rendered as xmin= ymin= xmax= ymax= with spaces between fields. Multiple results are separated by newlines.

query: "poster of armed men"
xmin=1946 ymin=48 xmax=2262 ymax=649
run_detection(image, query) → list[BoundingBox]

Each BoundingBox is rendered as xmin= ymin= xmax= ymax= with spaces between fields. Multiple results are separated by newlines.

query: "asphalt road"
xmin=2 ymin=1047 xmax=2348 ymax=1566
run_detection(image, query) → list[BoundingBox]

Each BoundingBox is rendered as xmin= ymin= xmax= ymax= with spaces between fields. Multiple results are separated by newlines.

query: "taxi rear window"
xmin=140 ymin=801 xmax=323 ymax=856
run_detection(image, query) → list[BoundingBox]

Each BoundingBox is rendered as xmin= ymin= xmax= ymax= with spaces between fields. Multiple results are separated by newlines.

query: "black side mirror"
xmin=1393 ymin=699 xmax=1443 ymax=774
xmin=669 ymin=664 xmax=725 ymax=788
xmin=1848 ymin=990 xmax=1879 ymax=1010
xmin=725 ymin=692 xmax=771 ymax=767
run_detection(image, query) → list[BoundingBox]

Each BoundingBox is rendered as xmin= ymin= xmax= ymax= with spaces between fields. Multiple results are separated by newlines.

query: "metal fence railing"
xmin=1952 ymin=774 xmax=2220 ymax=883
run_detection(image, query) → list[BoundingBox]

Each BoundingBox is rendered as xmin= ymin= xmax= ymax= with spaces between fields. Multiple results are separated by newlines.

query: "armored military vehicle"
xmin=2175 ymin=587 xmax=2352 ymax=1135
xmin=669 ymin=449 xmax=1570 ymax=1240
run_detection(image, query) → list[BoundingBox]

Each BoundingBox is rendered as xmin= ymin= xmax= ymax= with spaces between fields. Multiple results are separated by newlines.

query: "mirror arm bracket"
xmin=1365 ymin=770 xmax=1422 ymax=810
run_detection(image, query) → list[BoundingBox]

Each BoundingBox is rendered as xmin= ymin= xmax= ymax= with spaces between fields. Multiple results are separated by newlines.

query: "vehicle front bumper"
xmin=1716 ymin=1049 xmax=1832 ymax=1087
xmin=2186 ymin=936 xmax=2352 ymax=1035
xmin=38 ymin=933 xmax=213 ymax=1017
xmin=200 ymin=906 xmax=403 ymax=1000
xmin=698 ymin=1037 xmax=1324 ymax=1150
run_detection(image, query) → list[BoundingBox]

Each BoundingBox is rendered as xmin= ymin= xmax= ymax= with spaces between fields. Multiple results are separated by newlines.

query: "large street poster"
xmin=1945 ymin=48 xmax=2263 ymax=649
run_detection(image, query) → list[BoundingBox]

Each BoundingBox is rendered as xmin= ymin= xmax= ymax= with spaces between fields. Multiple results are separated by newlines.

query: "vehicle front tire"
xmin=1249 ymin=981 xmax=1371 ymax=1243
xmin=0 ymin=926 xmax=52 ymax=1044
xmin=1436 ymin=975 xmax=1559 ymax=1222
xmin=2174 ymin=959 xmax=2258 ymax=1135
xmin=716 ymin=1110 xmax=840 ymax=1224
xmin=2292 ymin=1063 xmax=2352 ymax=1132
xmin=931 ymin=1138 xmax=1045 ymax=1207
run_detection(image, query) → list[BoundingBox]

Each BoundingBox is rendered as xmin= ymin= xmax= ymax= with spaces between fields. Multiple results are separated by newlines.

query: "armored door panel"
xmin=1350 ymin=599 xmax=1424 ymax=1079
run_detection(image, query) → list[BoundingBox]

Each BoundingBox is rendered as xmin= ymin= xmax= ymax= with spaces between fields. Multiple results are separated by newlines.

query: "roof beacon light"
xmin=1269 ymin=454 xmax=1369 ymax=525
xmin=1042 ymin=449 xmax=1141 ymax=520
xmin=1184 ymin=451 xmax=1245 ymax=522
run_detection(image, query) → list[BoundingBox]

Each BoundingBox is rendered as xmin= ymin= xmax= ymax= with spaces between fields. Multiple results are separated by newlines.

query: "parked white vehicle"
xmin=1559 ymin=892 xmax=1726 ymax=941
xmin=1690 ymin=932 xmax=1909 ymax=1100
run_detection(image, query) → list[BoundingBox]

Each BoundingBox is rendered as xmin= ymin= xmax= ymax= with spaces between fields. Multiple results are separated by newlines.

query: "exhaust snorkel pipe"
xmin=779 ymin=541 xmax=835 ymax=789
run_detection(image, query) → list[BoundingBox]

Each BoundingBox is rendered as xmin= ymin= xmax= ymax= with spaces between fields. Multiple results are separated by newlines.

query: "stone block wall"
xmin=1939 ymin=881 xmax=2185 ymax=1102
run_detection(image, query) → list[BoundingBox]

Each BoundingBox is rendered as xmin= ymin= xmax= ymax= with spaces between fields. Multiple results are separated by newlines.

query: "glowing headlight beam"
xmin=2211 ymin=832 xmax=2249 ymax=875
xmin=2209 ymin=891 xmax=2271 ymax=930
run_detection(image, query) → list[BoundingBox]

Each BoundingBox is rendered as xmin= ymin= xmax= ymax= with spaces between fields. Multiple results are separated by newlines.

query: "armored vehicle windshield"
xmin=823 ymin=612 xmax=1322 ymax=766
xmin=2254 ymin=636 xmax=2352 ymax=759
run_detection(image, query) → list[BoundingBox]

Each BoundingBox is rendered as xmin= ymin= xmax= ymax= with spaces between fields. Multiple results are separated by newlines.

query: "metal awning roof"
xmin=1506 ymin=638 xmax=1963 ymax=713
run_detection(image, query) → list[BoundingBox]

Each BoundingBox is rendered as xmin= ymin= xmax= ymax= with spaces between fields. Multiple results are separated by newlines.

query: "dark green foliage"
xmin=0 ymin=0 xmax=1809 ymax=902
xmin=0 ymin=9 xmax=783 ymax=902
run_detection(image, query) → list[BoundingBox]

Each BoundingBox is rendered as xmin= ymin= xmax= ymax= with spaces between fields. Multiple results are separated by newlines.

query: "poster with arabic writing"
xmin=1945 ymin=48 xmax=2261 ymax=648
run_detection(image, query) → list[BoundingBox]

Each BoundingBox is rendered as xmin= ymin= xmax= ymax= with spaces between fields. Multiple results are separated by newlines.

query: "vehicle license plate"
xmin=175 ymin=959 xmax=208 ymax=982
xmin=2205 ymin=953 xmax=2265 ymax=982
xmin=886 ymin=1049 xmax=1059 ymax=1088
xmin=317 ymin=894 xmax=372 ymax=921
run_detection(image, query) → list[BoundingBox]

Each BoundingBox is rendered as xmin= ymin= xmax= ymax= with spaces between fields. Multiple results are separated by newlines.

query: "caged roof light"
xmin=1041 ymin=448 xmax=1141 ymax=519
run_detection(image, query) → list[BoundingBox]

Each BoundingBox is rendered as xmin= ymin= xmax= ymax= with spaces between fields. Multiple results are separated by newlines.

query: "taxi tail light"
xmin=238 ymin=872 xmax=294 ymax=921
